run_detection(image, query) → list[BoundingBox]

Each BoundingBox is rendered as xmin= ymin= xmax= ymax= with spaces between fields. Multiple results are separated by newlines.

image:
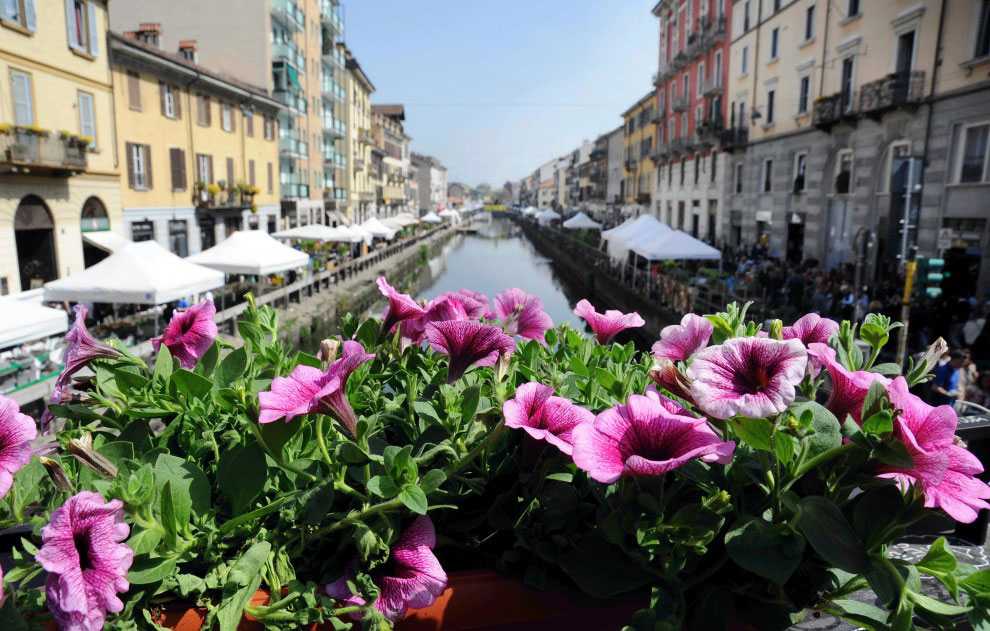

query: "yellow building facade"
xmin=622 ymin=91 xmax=658 ymax=210
xmin=108 ymin=30 xmax=281 ymax=256
xmin=345 ymin=48 xmax=375 ymax=223
xmin=372 ymin=104 xmax=410 ymax=216
xmin=0 ymin=0 xmax=120 ymax=295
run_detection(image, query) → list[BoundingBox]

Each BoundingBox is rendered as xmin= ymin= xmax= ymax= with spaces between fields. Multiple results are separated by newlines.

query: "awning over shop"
xmin=187 ymin=230 xmax=310 ymax=275
xmin=82 ymin=230 xmax=131 ymax=254
xmin=562 ymin=212 xmax=602 ymax=230
xmin=43 ymin=241 xmax=225 ymax=305
xmin=0 ymin=292 xmax=69 ymax=349
xmin=361 ymin=217 xmax=397 ymax=240
xmin=421 ymin=212 xmax=442 ymax=224
xmin=628 ymin=230 xmax=722 ymax=261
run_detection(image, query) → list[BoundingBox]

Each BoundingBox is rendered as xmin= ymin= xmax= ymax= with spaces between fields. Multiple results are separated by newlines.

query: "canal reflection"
xmin=418 ymin=216 xmax=585 ymax=330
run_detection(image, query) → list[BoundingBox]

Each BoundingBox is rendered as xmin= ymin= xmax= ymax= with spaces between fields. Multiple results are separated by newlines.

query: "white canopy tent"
xmin=438 ymin=209 xmax=461 ymax=224
xmin=82 ymin=230 xmax=131 ymax=254
xmin=272 ymin=224 xmax=336 ymax=241
xmin=187 ymin=230 xmax=310 ymax=275
xmin=562 ymin=212 xmax=602 ymax=230
xmin=536 ymin=209 xmax=561 ymax=225
xmin=0 ymin=292 xmax=69 ymax=349
xmin=43 ymin=241 xmax=225 ymax=305
xmin=361 ymin=217 xmax=397 ymax=240
xmin=628 ymin=230 xmax=722 ymax=261
xmin=422 ymin=211 xmax=443 ymax=224
xmin=602 ymin=215 xmax=673 ymax=261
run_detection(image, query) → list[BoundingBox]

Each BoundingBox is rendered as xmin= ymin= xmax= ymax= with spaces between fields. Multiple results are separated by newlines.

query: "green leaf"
xmin=217 ymin=444 xmax=268 ymax=514
xmin=730 ymin=418 xmax=773 ymax=451
xmin=171 ymin=368 xmax=214 ymax=400
xmin=219 ymin=493 xmax=297 ymax=535
xmin=907 ymin=590 xmax=971 ymax=616
xmin=154 ymin=454 xmax=211 ymax=517
xmin=216 ymin=541 xmax=271 ymax=631
xmin=420 ymin=469 xmax=447 ymax=493
xmin=862 ymin=410 xmax=893 ymax=436
xmin=796 ymin=496 xmax=869 ymax=573
xmin=871 ymin=362 xmax=903 ymax=376
xmin=160 ymin=480 xmax=181 ymax=549
xmin=300 ymin=484 xmax=335 ymax=526
xmin=197 ymin=342 xmax=219 ymax=376
xmin=399 ymin=485 xmax=428 ymax=515
xmin=12 ymin=460 xmax=45 ymax=514
xmin=0 ymin=598 xmax=30 ymax=631
xmin=295 ymin=351 xmax=322 ymax=369
xmin=774 ymin=432 xmax=798 ymax=465
xmin=568 ymin=355 xmax=589 ymax=377
xmin=861 ymin=380 xmax=888 ymax=422
xmin=413 ymin=401 xmax=441 ymax=424
xmin=113 ymin=367 xmax=149 ymax=394
xmin=831 ymin=599 xmax=891 ymax=630
xmin=128 ymin=555 xmax=177 ymax=584
xmin=917 ymin=537 xmax=957 ymax=576
xmin=546 ymin=472 xmax=573 ymax=483
xmin=460 ymin=386 xmax=480 ymax=424
xmin=853 ymin=485 xmax=904 ymax=548
xmin=875 ymin=440 xmax=915 ymax=469
xmin=558 ymin=532 xmax=653 ymax=598
xmin=725 ymin=518 xmax=805 ymax=584
xmin=594 ymin=367 xmax=616 ymax=389
xmin=794 ymin=401 xmax=842 ymax=460
xmin=366 ymin=475 xmax=399 ymax=498
xmin=259 ymin=418 xmax=302 ymax=457
xmin=961 ymin=569 xmax=990 ymax=595
xmin=127 ymin=527 xmax=163 ymax=556
xmin=153 ymin=345 xmax=174 ymax=381
xmin=217 ymin=347 xmax=248 ymax=386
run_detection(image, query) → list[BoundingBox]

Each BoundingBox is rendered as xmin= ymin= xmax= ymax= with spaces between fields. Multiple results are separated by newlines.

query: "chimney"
xmin=178 ymin=39 xmax=198 ymax=62
xmin=134 ymin=22 xmax=161 ymax=47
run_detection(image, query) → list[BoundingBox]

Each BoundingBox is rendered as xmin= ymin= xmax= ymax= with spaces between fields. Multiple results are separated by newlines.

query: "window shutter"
xmin=78 ymin=92 xmax=95 ymax=141
xmin=178 ymin=149 xmax=187 ymax=189
xmin=226 ymin=157 xmax=234 ymax=187
xmin=127 ymin=72 xmax=141 ymax=110
xmin=205 ymin=97 xmax=212 ymax=126
xmin=249 ymin=160 xmax=255 ymax=185
xmin=267 ymin=162 xmax=273 ymax=193
xmin=11 ymin=72 xmax=33 ymax=126
xmin=246 ymin=113 xmax=254 ymax=137
xmin=230 ymin=106 xmax=236 ymax=133
xmin=174 ymin=87 xmax=182 ymax=119
xmin=24 ymin=0 xmax=37 ymax=31
xmin=145 ymin=145 xmax=153 ymax=189
xmin=208 ymin=155 xmax=214 ymax=183
xmin=65 ymin=0 xmax=80 ymax=49
xmin=126 ymin=143 xmax=135 ymax=189
xmin=159 ymin=82 xmax=167 ymax=116
xmin=87 ymin=3 xmax=99 ymax=56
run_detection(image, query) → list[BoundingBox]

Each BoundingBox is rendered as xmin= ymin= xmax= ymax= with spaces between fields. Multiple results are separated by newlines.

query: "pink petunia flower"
xmin=502 ymin=382 xmax=594 ymax=455
xmin=437 ymin=289 xmax=489 ymax=320
xmin=0 ymin=395 xmax=38 ymax=499
xmin=782 ymin=313 xmax=840 ymax=346
xmin=377 ymin=276 xmax=426 ymax=335
xmin=878 ymin=377 xmax=990 ymax=523
xmin=426 ymin=320 xmax=515 ymax=383
xmin=686 ymin=337 xmax=808 ymax=420
xmin=258 ymin=341 xmax=373 ymax=435
xmin=326 ymin=516 xmax=448 ymax=621
xmin=572 ymin=393 xmax=735 ymax=483
xmin=644 ymin=384 xmax=692 ymax=416
xmin=651 ymin=314 xmax=713 ymax=362
xmin=56 ymin=305 xmax=121 ymax=391
xmin=36 ymin=492 xmax=133 ymax=631
xmin=807 ymin=343 xmax=889 ymax=424
xmin=493 ymin=288 xmax=553 ymax=343
xmin=151 ymin=300 xmax=218 ymax=369
xmin=573 ymin=299 xmax=646 ymax=344
xmin=400 ymin=295 xmax=469 ymax=344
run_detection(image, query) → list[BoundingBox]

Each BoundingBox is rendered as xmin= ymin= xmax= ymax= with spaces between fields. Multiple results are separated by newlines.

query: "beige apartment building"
xmin=1 ymin=0 xmax=121 ymax=295
xmin=109 ymin=0 xmax=348 ymax=229
xmin=345 ymin=47 xmax=376 ymax=223
xmin=622 ymin=91 xmax=658 ymax=213
xmin=725 ymin=0 xmax=990 ymax=297
xmin=109 ymin=29 xmax=281 ymax=255
xmin=372 ymin=104 xmax=411 ymax=216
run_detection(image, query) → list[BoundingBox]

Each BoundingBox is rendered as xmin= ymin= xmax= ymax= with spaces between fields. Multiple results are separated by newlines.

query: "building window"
xmin=805 ymin=5 xmax=816 ymax=41
xmin=196 ymin=153 xmax=213 ymax=184
xmin=66 ymin=0 xmax=98 ymax=55
xmin=835 ymin=150 xmax=853 ymax=193
xmin=680 ymin=158 xmax=686 ymax=186
xmin=798 ymin=76 xmax=810 ymax=114
xmin=681 ymin=112 xmax=688 ymax=137
xmin=160 ymin=82 xmax=177 ymax=119
xmin=245 ymin=111 xmax=254 ymax=137
xmin=766 ymin=89 xmax=776 ymax=125
xmin=881 ymin=141 xmax=911 ymax=192
xmin=77 ymin=90 xmax=96 ymax=148
xmin=847 ymin=0 xmax=860 ymax=18
xmin=694 ymin=156 xmax=700 ymax=185
xmin=131 ymin=220 xmax=154 ymax=242
xmin=170 ymin=148 xmax=187 ymax=191
xmin=773 ymin=0 xmax=781 ymax=11
xmin=793 ymin=152 xmax=807 ymax=192
xmin=126 ymin=142 xmax=151 ymax=190
xmin=763 ymin=159 xmax=773 ymax=192
xmin=840 ymin=57 xmax=855 ymax=112
xmin=770 ymin=28 xmax=779 ymax=60
xmin=2 ymin=0 xmax=37 ymax=31
xmin=264 ymin=116 xmax=275 ymax=140
xmin=697 ymin=62 xmax=705 ymax=96
xmin=9 ymin=69 xmax=33 ymax=125
xmin=741 ymin=46 xmax=749 ymax=75
xmin=682 ymin=73 xmax=689 ymax=99
xmin=958 ymin=123 xmax=990 ymax=183
xmin=197 ymin=94 xmax=211 ymax=126
xmin=714 ymin=50 xmax=723 ymax=87
xmin=169 ymin=220 xmax=188 ymax=257
xmin=735 ymin=162 xmax=743 ymax=193
xmin=711 ymin=153 xmax=717 ymax=183
xmin=221 ymin=103 xmax=234 ymax=132
xmin=977 ymin=1 xmax=990 ymax=58
xmin=126 ymin=71 xmax=141 ymax=111
xmin=695 ymin=103 xmax=704 ymax=126
xmin=743 ymin=1 xmax=750 ymax=30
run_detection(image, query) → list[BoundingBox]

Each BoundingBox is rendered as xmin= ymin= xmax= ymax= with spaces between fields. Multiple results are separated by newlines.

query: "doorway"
xmin=14 ymin=195 xmax=58 ymax=291
xmin=786 ymin=214 xmax=805 ymax=264
xmin=81 ymin=197 xmax=111 ymax=268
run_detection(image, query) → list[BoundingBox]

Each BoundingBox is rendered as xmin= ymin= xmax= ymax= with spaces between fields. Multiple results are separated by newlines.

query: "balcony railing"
xmin=271 ymin=0 xmax=305 ymax=32
xmin=323 ymin=120 xmax=346 ymax=138
xmin=624 ymin=157 xmax=638 ymax=170
xmin=719 ymin=127 xmax=749 ymax=151
xmin=651 ymin=142 xmax=669 ymax=161
xmin=671 ymin=94 xmax=689 ymax=112
xmin=279 ymin=131 xmax=308 ymax=158
xmin=668 ymin=137 xmax=687 ymax=155
xmin=273 ymin=40 xmax=306 ymax=72
xmin=358 ymin=128 xmax=373 ymax=145
xmin=0 ymin=130 xmax=87 ymax=175
xmin=637 ymin=192 xmax=652 ymax=204
xmin=353 ymin=157 xmax=365 ymax=171
xmin=859 ymin=71 xmax=925 ymax=116
xmin=813 ymin=91 xmax=858 ymax=129
xmin=702 ymin=76 xmax=723 ymax=96
xmin=321 ymin=0 xmax=344 ymax=34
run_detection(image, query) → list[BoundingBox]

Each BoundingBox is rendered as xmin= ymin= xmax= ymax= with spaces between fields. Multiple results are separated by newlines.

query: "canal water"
xmin=417 ymin=216 xmax=585 ymax=330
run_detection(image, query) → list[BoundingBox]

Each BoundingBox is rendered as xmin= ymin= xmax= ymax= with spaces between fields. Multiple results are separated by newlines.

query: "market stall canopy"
xmin=361 ymin=217 xmax=397 ymax=240
xmin=628 ymin=230 xmax=722 ymax=261
xmin=602 ymin=215 xmax=673 ymax=261
xmin=562 ymin=212 xmax=602 ymax=230
xmin=82 ymin=230 xmax=131 ymax=254
xmin=535 ymin=209 xmax=561 ymax=225
xmin=438 ymin=209 xmax=462 ymax=224
xmin=272 ymin=224 xmax=337 ymax=241
xmin=43 ymin=241 xmax=225 ymax=305
xmin=187 ymin=230 xmax=310 ymax=275
xmin=422 ymin=212 xmax=443 ymax=224
xmin=0 ymin=292 xmax=69 ymax=349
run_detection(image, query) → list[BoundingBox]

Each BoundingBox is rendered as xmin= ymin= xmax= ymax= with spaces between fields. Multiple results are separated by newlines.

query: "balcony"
xmin=273 ymin=40 xmax=306 ymax=72
xmin=0 ymin=130 xmax=88 ymax=176
xmin=702 ymin=76 xmax=723 ymax=97
xmin=859 ymin=71 xmax=925 ymax=119
xmin=651 ymin=142 xmax=669 ymax=161
xmin=280 ymin=172 xmax=309 ymax=199
xmin=323 ymin=120 xmax=346 ymax=139
xmin=719 ymin=127 xmax=749 ymax=152
xmin=624 ymin=157 xmax=638 ymax=170
xmin=671 ymin=94 xmax=689 ymax=112
xmin=696 ymin=119 xmax=724 ymax=146
xmin=358 ymin=128 xmax=373 ymax=145
xmin=813 ymin=91 xmax=858 ymax=131
xmin=321 ymin=77 xmax=345 ymax=103
xmin=359 ymin=190 xmax=375 ymax=202
xmin=668 ymin=137 xmax=687 ymax=155
xmin=353 ymin=157 xmax=365 ymax=171
xmin=279 ymin=131 xmax=308 ymax=159
xmin=700 ymin=15 xmax=727 ymax=51
xmin=322 ymin=40 xmax=345 ymax=67
xmin=590 ymin=147 xmax=606 ymax=161
xmin=650 ymin=109 xmax=663 ymax=124
xmin=321 ymin=0 xmax=344 ymax=35
xmin=271 ymin=0 xmax=305 ymax=32
xmin=636 ymin=192 xmax=652 ymax=205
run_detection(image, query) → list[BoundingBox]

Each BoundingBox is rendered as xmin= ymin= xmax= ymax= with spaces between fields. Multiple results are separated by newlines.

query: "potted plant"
xmin=206 ymin=183 xmax=222 ymax=206
xmin=1 ymin=294 xmax=989 ymax=630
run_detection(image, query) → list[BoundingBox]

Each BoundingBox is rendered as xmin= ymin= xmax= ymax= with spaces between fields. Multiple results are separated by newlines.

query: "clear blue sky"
xmin=345 ymin=1 xmax=658 ymax=188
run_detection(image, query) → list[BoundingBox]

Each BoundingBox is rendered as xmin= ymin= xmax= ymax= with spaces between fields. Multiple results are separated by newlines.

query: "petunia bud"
xmin=648 ymin=358 xmax=693 ymax=402
xmin=318 ymin=338 xmax=340 ymax=367
xmin=68 ymin=434 xmax=118 ymax=478
xmin=40 ymin=456 xmax=74 ymax=492
xmin=768 ymin=319 xmax=783 ymax=340
xmin=919 ymin=337 xmax=949 ymax=376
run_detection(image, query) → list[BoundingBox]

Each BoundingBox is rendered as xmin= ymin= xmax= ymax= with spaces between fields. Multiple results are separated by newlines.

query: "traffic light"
xmin=915 ymin=257 xmax=945 ymax=298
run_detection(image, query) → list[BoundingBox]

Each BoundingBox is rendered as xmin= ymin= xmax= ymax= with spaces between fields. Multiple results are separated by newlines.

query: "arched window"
xmin=81 ymin=196 xmax=109 ymax=232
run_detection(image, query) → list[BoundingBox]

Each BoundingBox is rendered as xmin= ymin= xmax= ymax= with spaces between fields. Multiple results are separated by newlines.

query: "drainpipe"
xmin=818 ymin=0 xmax=831 ymax=99
xmin=920 ymin=0 xmax=946 ymax=211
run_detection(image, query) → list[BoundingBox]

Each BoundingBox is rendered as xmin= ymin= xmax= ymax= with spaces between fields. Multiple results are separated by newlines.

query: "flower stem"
xmin=249 ymin=422 xmax=318 ymax=482
xmin=443 ymin=422 xmax=507 ymax=479
xmin=315 ymin=415 xmax=334 ymax=470
xmin=784 ymin=442 xmax=857 ymax=491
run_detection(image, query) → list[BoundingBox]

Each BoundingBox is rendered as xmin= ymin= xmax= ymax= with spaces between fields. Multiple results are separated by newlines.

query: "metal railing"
xmin=859 ymin=71 xmax=925 ymax=114
xmin=813 ymin=91 xmax=858 ymax=127
xmin=271 ymin=0 xmax=305 ymax=32
xmin=273 ymin=40 xmax=306 ymax=72
xmin=0 ymin=131 xmax=87 ymax=174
